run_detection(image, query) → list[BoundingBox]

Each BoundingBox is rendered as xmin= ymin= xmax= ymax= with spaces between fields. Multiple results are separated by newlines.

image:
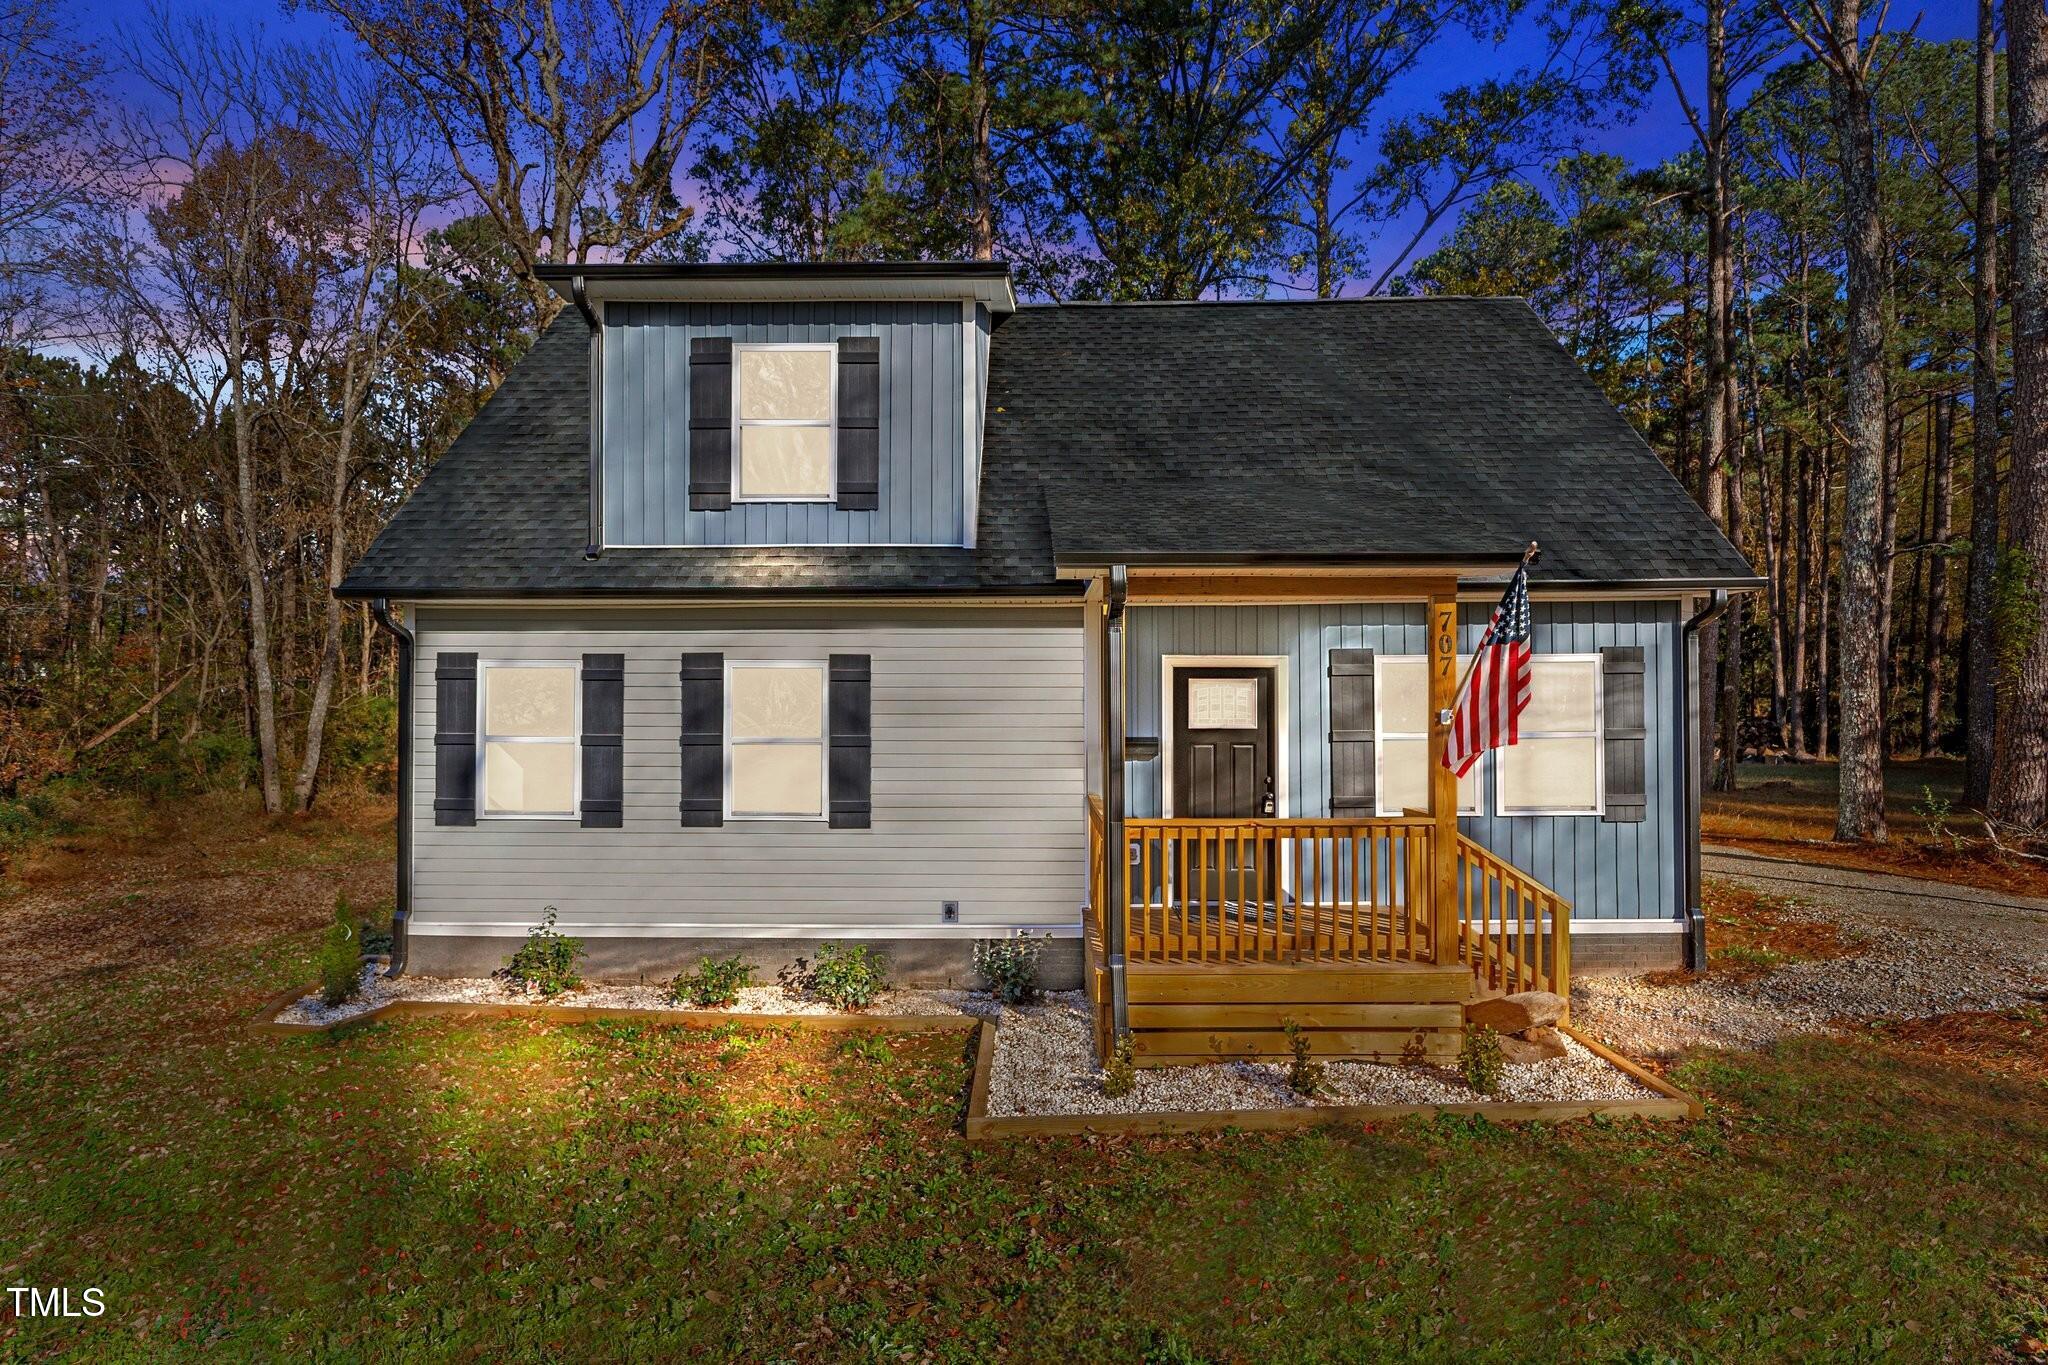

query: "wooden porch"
xmin=1078 ymin=564 xmax=1573 ymax=1066
xmin=1082 ymin=802 xmax=1572 ymax=1065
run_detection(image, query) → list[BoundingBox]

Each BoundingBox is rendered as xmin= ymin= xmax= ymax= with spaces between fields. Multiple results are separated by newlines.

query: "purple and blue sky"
xmin=68 ymin=0 xmax=1975 ymax=288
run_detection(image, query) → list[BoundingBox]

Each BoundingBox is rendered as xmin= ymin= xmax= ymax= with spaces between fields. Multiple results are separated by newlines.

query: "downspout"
xmin=1103 ymin=565 xmax=1130 ymax=1040
xmin=369 ymin=597 xmax=413 ymax=978
xmin=571 ymin=274 xmax=603 ymax=561
xmin=1680 ymin=590 xmax=1729 ymax=972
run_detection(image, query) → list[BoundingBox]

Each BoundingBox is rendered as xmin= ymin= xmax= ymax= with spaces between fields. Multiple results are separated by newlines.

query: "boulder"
xmin=1496 ymin=1027 xmax=1568 ymax=1064
xmin=1465 ymin=990 xmax=1566 ymax=1034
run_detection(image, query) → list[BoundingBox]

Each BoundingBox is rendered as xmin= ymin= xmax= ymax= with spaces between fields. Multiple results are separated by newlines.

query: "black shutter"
xmin=581 ymin=653 xmax=624 ymax=828
xmin=836 ymin=337 xmax=880 ymax=511
xmin=433 ymin=652 xmax=478 ymax=827
xmin=1329 ymin=648 xmax=1376 ymax=816
xmin=828 ymin=654 xmax=872 ymax=828
xmin=1602 ymin=646 xmax=1648 ymax=823
xmin=689 ymin=337 xmax=732 ymax=510
xmin=678 ymin=653 xmax=723 ymax=827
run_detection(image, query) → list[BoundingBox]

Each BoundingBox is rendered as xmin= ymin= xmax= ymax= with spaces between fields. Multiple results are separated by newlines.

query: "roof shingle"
xmin=339 ymin=296 xmax=1757 ymax=598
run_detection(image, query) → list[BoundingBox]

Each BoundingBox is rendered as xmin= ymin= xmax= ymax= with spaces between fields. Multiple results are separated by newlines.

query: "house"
xmin=338 ymin=261 xmax=1760 ymax=1064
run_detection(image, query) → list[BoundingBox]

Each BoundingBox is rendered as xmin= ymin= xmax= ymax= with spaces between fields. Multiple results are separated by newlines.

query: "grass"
xmin=1704 ymin=758 xmax=2048 ymax=900
xmin=1 ymin=796 xmax=2045 ymax=1359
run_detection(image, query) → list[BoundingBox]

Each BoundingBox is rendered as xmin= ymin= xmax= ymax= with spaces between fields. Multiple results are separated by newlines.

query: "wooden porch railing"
xmin=1454 ymin=835 xmax=1571 ymax=1000
xmin=1086 ymin=795 xmax=1106 ymax=931
xmin=1116 ymin=818 xmax=1437 ymax=965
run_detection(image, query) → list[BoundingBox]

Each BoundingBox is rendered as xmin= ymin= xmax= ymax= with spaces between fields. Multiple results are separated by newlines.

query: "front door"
xmin=1171 ymin=667 xmax=1274 ymax=820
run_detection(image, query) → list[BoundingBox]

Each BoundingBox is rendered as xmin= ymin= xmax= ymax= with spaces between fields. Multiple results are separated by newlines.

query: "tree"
xmin=308 ymin=0 xmax=735 ymax=313
xmin=0 ymin=0 xmax=111 ymax=333
xmin=1775 ymin=0 xmax=1890 ymax=841
xmin=286 ymin=62 xmax=453 ymax=813
xmin=1964 ymin=0 xmax=2003 ymax=806
xmin=1993 ymin=0 xmax=2048 ymax=829
xmin=1626 ymin=0 xmax=1783 ymax=791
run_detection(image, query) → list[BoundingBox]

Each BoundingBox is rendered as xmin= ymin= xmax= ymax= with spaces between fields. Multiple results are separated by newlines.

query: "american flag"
xmin=1443 ymin=563 xmax=1533 ymax=777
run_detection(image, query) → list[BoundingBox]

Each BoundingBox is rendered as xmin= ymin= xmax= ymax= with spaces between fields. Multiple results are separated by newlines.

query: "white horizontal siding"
xmin=410 ymin=606 xmax=1086 ymax=937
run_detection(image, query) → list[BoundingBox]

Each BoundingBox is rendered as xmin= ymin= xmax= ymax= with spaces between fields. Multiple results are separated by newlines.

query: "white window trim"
xmin=1493 ymin=652 xmax=1605 ymax=817
xmin=475 ymin=659 xmax=581 ymax=821
xmin=1373 ymin=654 xmax=1482 ymax=818
xmin=723 ymin=658 xmax=830 ymax=822
xmin=730 ymin=341 xmax=837 ymax=504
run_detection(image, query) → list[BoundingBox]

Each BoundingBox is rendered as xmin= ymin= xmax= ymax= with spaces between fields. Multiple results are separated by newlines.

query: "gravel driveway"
xmin=1573 ymin=850 xmax=2048 ymax=1057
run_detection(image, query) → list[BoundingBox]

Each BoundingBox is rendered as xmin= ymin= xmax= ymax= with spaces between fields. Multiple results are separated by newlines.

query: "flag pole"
xmin=1438 ymin=540 xmax=1539 ymax=726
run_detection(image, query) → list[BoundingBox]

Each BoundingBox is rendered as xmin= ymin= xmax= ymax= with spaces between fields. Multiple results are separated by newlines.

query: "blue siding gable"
xmin=602 ymin=301 xmax=978 ymax=547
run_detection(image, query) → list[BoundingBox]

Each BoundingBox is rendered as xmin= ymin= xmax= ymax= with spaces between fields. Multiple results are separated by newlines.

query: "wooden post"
xmin=1428 ymin=591 xmax=1461 ymax=966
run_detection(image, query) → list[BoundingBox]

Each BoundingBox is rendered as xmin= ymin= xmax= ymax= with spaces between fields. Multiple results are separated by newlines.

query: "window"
xmin=726 ymin=661 xmax=827 ymax=818
xmin=1496 ymin=655 xmax=1603 ymax=815
xmin=479 ymin=663 xmax=578 ymax=817
xmin=1374 ymin=656 xmax=1482 ymax=817
xmin=733 ymin=344 xmax=834 ymax=500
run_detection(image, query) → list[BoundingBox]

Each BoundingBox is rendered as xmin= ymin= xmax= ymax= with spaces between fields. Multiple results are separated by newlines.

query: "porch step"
xmin=1126 ymin=960 xmax=1471 ymax=1005
xmin=1123 ymin=958 xmax=1471 ymax=1065
xmin=1133 ymin=1029 xmax=1462 ymax=1066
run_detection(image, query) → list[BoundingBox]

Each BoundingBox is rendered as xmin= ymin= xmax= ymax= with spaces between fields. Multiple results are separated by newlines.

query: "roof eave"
xmin=1052 ymin=550 xmax=1527 ymax=575
xmin=532 ymin=261 xmax=1019 ymax=313
xmin=334 ymin=580 xmax=1080 ymax=602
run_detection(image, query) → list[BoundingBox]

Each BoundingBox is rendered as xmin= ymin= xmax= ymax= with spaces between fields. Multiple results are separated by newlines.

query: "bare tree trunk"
xmin=1876 ymin=404 xmax=1903 ymax=759
xmin=1965 ymin=0 xmax=2004 ymax=807
xmin=965 ymin=0 xmax=995 ymax=261
xmin=1767 ymin=431 xmax=1792 ymax=749
xmin=227 ymin=273 xmax=283 ymax=815
xmin=1823 ymin=2 xmax=1889 ymax=842
xmin=1790 ymin=442 xmax=1812 ymax=758
xmin=1699 ymin=1 xmax=1735 ymax=790
xmin=1994 ymin=0 xmax=2048 ymax=828
xmin=1920 ymin=397 xmax=1955 ymax=755
xmin=1818 ymin=447 xmax=1834 ymax=760
xmin=293 ymin=391 xmax=358 ymax=814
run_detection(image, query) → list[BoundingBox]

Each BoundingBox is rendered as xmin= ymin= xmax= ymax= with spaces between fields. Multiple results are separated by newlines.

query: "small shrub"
xmin=836 ymin=1033 xmax=891 ymax=1063
xmin=501 ymin=908 xmax=584 ymax=998
xmin=357 ymin=920 xmax=395 ymax=957
xmin=1283 ymin=1020 xmax=1325 ymax=1098
xmin=1460 ymin=1025 xmax=1505 ymax=1095
xmin=972 ymin=935 xmax=1046 ymax=1005
xmin=1102 ymin=1036 xmax=1136 ymax=1097
xmin=1915 ymin=785 xmax=1968 ymax=851
xmin=809 ymin=942 xmax=886 ymax=1010
xmin=669 ymin=955 xmax=755 ymax=1008
xmin=317 ymin=896 xmax=362 ymax=1007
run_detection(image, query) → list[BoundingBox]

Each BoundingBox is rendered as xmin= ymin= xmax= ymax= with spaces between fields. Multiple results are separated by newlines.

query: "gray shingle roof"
xmin=339 ymin=296 xmax=1757 ymax=598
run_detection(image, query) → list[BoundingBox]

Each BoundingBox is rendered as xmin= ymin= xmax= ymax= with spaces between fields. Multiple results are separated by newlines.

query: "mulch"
xmin=1640 ymin=882 xmax=1864 ymax=988
xmin=1848 ymin=1005 xmax=2048 ymax=1087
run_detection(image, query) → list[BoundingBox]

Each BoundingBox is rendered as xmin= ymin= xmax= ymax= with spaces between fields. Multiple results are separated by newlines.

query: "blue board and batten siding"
xmin=601 ymin=302 xmax=983 ymax=547
xmin=1125 ymin=601 xmax=1682 ymax=922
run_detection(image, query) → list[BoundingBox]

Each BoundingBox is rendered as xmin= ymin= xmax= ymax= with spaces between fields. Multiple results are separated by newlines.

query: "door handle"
xmin=1262 ymin=776 xmax=1275 ymax=817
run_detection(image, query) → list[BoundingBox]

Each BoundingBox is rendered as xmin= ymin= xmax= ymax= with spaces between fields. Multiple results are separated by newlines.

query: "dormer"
xmin=535 ymin=263 xmax=1018 ymax=553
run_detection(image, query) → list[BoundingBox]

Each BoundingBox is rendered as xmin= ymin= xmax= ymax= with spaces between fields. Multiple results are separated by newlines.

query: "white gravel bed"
xmin=1573 ymin=868 xmax=2048 ymax=1057
xmin=982 ymin=993 xmax=1653 ymax=1118
xmin=273 ymin=964 xmax=990 ymax=1027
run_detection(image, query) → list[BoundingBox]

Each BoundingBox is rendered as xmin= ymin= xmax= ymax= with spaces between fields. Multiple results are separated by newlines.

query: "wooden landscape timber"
xmin=963 ymin=1024 xmax=1701 ymax=1140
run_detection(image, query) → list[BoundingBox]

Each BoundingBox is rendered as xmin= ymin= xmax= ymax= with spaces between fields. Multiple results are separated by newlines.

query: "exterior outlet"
xmin=941 ymin=901 xmax=960 ymax=923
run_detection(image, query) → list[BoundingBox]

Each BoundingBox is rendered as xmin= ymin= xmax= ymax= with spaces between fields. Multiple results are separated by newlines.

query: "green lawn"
xmin=2 ymin=944 xmax=2042 ymax=1359
xmin=1 ymin=804 xmax=2044 ymax=1359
